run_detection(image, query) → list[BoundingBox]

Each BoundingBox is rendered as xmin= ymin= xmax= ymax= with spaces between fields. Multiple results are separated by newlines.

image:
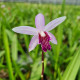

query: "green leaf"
xmin=6 ymin=29 xmax=14 ymax=41
xmin=78 ymin=69 xmax=80 ymax=80
xmin=11 ymin=34 xmax=18 ymax=61
xmin=12 ymin=59 xmax=25 ymax=80
xmin=30 ymin=58 xmax=47 ymax=80
xmin=2 ymin=27 xmax=15 ymax=80
xmin=62 ymin=47 xmax=80 ymax=80
xmin=0 ymin=51 xmax=5 ymax=58
xmin=24 ymin=35 xmax=29 ymax=51
xmin=18 ymin=42 xmax=25 ymax=55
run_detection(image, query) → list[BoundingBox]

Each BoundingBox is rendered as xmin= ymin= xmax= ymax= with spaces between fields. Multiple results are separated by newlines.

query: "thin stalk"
xmin=41 ymin=50 xmax=44 ymax=80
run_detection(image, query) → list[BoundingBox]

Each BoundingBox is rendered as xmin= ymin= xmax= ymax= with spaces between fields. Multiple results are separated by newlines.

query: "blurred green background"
xmin=0 ymin=1 xmax=80 ymax=80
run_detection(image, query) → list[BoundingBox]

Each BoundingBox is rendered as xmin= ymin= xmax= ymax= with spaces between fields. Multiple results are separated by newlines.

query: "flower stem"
xmin=41 ymin=50 xmax=44 ymax=80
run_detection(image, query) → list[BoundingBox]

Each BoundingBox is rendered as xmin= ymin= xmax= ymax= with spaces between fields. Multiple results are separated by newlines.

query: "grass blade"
xmin=11 ymin=34 xmax=18 ymax=61
xmin=12 ymin=59 xmax=25 ymax=80
xmin=2 ymin=27 xmax=15 ymax=80
xmin=62 ymin=47 xmax=80 ymax=80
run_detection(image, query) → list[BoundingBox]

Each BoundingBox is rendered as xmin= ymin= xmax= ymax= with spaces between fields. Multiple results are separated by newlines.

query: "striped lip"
xmin=39 ymin=31 xmax=51 ymax=52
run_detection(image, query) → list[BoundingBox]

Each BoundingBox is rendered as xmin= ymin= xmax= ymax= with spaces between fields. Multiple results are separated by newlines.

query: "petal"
xmin=35 ymin=13 xmax=45 ymax=30
xmin=44 ymin=16 xmax=66 ymax=31
xmin=12 ymin=26 xmax=38 ymax=35
xmin=29 ymin=35 xmax=39 ymax=52
xmin=48 ymin=32 xmax=57 ymax=44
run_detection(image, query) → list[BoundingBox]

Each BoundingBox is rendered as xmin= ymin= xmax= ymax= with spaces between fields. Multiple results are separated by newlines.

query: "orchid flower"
xmin=12 ymin=13 xmax=66 ymax=52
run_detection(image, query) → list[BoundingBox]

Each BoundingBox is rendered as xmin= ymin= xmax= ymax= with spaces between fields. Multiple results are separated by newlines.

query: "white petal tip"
xmin=29 ymin=50 xmax=30 ymax=52
xmin=29 ymin=46 xmax=33 ymax=52
xmin=55 ymin=42 xmax=57 ymax=44
xmin=54 ymin=41 xmax=57 ymax=44
xmin=36 ymin=13 xmax=43 ymax=16
xmin=12 ymin=28 xmax=16 ymax=32
xmin=29 ymin=48 xmax=32 ymax=52
xmin=12 ymin=28 xmax=14 ymax=31
xmin=50 ymin=40 xmax=57 ymax=45
xmin=63 ymin=16 xmax=66 ymax=20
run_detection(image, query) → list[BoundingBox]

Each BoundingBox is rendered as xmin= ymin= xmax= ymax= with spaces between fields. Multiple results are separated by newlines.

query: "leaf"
xmin=11 ymin=34 xmax=18 ymax=61
xmin=62 ymin=47 xmax=80 ymax=80
xmin=30 ymin=57 xmax=47 ymax=80
xmin=2 ymin=27 xmax=14 ymax=80
xmin=0 ymin=51 xmax=5 ymax=58
xmin=12 ymin=59 xmax=25 ymax=80
xmin=24 ymin=35 xmax=29 ymax=51
xmin=78 ymin=69 xmax=80 ymax=80
xmin=18 ymin=42 xmax=25 ymax=55
xmin=6 ymin=29 xmax=14 ymax=41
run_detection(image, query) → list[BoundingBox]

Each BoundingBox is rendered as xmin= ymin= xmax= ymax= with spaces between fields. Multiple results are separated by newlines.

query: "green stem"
xmin=41 ymin=50 xmax=44 ymax=80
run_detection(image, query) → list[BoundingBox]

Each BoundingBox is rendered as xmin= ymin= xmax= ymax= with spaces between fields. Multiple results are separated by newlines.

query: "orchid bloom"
xmin=12 ymin=13 xmax=66 ymax=52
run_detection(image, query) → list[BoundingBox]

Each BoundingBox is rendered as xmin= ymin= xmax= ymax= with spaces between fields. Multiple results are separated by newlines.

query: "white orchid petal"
xmin=29 ymin=35 xmax=38 ymax=52
xmin=12 ymin=26 xmax=38 ymax=35
xmin=48 ymin=32 xmax=57 ymax=44
xmin=44 ymin=16 xmax=66 ymax=31
xmin=35 ymin=13 xmax=45 ymax=30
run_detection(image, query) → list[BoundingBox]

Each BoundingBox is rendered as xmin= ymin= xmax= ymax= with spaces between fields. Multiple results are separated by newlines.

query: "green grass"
xmin=0 ymin=2 xmax=80 ymax=80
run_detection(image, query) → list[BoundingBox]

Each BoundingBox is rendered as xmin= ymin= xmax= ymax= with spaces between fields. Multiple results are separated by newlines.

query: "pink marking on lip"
xmin=39 ymin=32 xmax=51 ymax=52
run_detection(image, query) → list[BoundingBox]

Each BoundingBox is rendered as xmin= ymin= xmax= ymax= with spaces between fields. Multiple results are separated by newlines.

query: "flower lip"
xmin=39 ymin=31 xmax=51 ymax=52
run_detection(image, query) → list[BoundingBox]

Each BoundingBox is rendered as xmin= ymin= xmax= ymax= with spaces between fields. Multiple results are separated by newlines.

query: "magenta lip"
xmin=39 ymin=32 xmax=51 ymax=52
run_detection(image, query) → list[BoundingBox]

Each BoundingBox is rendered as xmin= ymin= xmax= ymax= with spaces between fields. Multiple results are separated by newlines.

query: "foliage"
xmin=0 ymin=2 xmax=80 ymax=80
